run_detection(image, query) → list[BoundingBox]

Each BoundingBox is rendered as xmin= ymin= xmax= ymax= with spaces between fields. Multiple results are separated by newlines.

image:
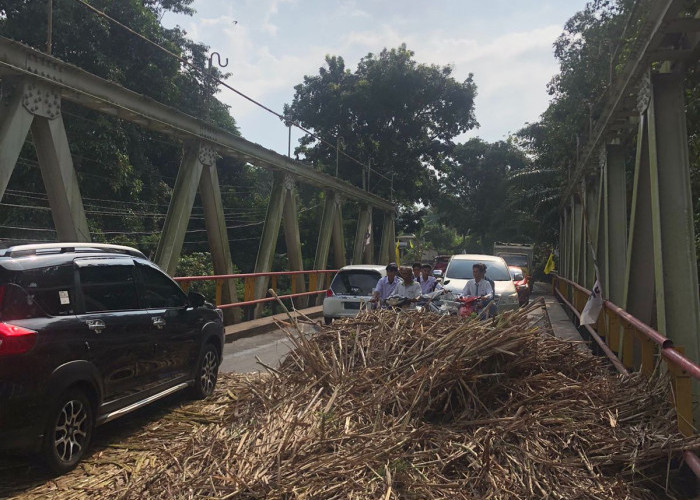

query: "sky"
xmin=162 ymin=0 xmax=587 ymax=156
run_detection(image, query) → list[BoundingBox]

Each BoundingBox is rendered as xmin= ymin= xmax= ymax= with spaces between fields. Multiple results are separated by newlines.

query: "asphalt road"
xmin=221 ymin=323 xmax=319 ymax=373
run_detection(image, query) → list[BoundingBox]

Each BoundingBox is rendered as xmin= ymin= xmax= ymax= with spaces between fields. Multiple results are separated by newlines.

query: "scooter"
xmin=385 ymin=295 xmax=415 ymax=310
xmin=415 ymin=289 xmax=461 ymax=315
xmin=458 ymin=294 xmax=501 ymax=320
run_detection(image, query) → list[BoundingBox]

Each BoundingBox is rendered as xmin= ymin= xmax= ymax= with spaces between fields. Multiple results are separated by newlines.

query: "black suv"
xmin=0 ymin=243 xmax=224 ymax=473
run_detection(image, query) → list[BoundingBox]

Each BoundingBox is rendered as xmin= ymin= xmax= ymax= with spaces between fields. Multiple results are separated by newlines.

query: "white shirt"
xmin=394 ymin=281 xmax=422 ymax=300
xmin=461 ymin=279 xmax=493 ymax=300
xmin=373 ymin=276 xmax=401 ymax=300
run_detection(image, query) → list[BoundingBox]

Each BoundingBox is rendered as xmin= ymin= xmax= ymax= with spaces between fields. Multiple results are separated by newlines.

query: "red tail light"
xmin=0 ymin=322 xmax=37 ymax=355
xmin=326 ymin=289 xmax=334 ymax=297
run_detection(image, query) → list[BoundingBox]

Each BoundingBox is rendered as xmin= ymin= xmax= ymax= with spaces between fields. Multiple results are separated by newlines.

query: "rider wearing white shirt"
xmin=395 ymin=267 xmax=422 ymax=301
xmin=461 ymin=263 xmax=493 ymax=301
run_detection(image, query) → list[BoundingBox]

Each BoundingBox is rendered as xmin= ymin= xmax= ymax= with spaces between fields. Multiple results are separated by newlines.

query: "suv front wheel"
xmin=42 ymin=389 xmax=94 ymax=474
xmin=191 ymin=344 xmax=219 ymax=400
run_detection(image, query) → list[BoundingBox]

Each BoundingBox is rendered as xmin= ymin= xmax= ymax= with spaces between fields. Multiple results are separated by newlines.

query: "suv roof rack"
xmin=0 ymin=243 xmax=147 ymax=259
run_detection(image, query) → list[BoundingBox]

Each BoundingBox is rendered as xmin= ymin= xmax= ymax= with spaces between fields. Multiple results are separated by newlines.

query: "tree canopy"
xmin=0 ymin=0 xmax=257 ymax=257
xmin=284 ymin=45 xmax=478 ymax=206
xmin=435 ymin=138 xmax=531 ymax=250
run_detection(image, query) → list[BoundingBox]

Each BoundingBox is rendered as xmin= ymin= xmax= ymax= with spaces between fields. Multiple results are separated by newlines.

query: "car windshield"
xmin=445 ymin=259 xmax=511 ymax=281
xmin=330 ymin=270 xmax=381 ymax=296
xmin=499 ymin=253 xmax=528 ymax=267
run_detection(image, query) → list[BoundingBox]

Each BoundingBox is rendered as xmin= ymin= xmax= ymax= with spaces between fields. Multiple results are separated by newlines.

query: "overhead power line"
xmin=70 ymin=0 xmax=393 ymax=187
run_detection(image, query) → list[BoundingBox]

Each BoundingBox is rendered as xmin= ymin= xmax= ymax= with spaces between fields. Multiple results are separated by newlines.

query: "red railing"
xmin=174 ymin=269 xmax=338 ymax=309
xmin=552 ymin=274 xmax=700 ymax=477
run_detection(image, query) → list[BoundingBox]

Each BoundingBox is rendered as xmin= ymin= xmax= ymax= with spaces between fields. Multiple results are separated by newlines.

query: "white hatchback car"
xmin=441 ymin=254 xmax=520 ymax=313
xmin=322 ymin=265 xmax=386 ymax=324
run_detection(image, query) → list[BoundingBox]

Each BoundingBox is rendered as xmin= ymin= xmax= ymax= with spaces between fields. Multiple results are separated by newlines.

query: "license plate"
xmin=344 ymin=302 xmax=361 ymax=310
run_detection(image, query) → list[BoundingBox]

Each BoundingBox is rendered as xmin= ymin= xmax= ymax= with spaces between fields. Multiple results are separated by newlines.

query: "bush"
xmin=175 ymin=252 xmax=243 ymax=303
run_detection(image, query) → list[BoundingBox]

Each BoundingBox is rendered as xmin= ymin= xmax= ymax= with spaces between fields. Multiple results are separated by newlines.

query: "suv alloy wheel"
xmin=192 ymin=344 xmax=219 ymax=399
xmin=42 ymin=389 xmax=94 ymax=473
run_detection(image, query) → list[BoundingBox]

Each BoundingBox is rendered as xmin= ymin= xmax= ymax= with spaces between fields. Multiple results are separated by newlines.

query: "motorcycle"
xmin=457 ymin=294 xmax=501 ymax=319
xmin=416 ymin=289 xmax=461 ymax=315
xmin=383 ymin=289 xmax=501 ymax=319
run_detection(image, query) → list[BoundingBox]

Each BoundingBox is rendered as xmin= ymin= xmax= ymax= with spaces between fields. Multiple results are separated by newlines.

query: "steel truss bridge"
xmin=1 ymin=0 xmax=700 ymax=440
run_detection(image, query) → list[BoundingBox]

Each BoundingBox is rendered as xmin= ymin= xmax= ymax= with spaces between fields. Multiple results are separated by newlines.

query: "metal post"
xmin=606 ymin=144 xmax=627 ymax=306
xmin=313 ymin=191 xmax=337 ymax=304
xmin=331 ymin=202 xmax=346 ymax=269
xmin=32 ymin=114 xmax=91 ymax=242
xmin=651 ymin=71 xmax=700 ymax=361
xmin=155 ymin=143 xmax=204 ymax=274
xmin=47 ymin=0 xmax=53 ymax=55
xmin=198 ymin=147 xmax=241 ymax=323
xmin=367 ymin=159 xmax=371 ymax=192
xmin=0 ymin=80 xmax=35 ymax=199
xmin=623 ymin=113 xmax=654 ymax=326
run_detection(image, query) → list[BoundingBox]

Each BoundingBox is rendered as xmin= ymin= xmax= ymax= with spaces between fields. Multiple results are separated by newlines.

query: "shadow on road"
xmin=0 ymin=392 xmax=187 ymax=498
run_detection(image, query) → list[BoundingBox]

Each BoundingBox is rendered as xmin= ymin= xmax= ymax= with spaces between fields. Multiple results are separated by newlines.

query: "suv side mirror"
xmin=188 ymin=291 xmax=205 ymax=308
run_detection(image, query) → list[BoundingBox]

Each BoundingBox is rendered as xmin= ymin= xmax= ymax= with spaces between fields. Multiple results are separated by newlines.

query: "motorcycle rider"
xmin=461 ymin=263 xmax=493 ymax=314
xmin=419 ymin=263 xmax=441 ymax=294
xmin=412 ymin=262 xmax=422 ymax=282
xmin=370 ymin=262 xmax=401 ymax=307
xmin=393 ymin=266 xmax=423 ymax=304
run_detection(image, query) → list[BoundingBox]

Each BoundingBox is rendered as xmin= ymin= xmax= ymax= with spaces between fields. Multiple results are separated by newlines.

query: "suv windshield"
xmin=330 ymin=270 xmax=381 ymax=296
xmin=445 ymin=260 xmax=511 ymax=281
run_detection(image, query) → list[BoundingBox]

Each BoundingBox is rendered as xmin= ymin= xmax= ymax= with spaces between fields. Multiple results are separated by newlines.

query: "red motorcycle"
xmin=457 ymin=295 xmax=482 ymax=316
xmin=457 ymin=294 xmax=499 ymax=319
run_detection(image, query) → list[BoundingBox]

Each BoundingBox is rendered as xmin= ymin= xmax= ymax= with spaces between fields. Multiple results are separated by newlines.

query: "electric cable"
xmin=71 ymin=0 xmax=393 ymax=187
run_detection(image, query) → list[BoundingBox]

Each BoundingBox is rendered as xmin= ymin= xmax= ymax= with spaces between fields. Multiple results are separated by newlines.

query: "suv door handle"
xmin=152 ymin=316 xmax=166 ymax=329
xmin=86 ymin=319 xmax=105 ymax=334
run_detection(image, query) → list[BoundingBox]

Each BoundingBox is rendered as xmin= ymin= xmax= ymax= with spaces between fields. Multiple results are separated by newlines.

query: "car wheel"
xmin=191 ymin=344 xmax=219 ymax=400
xmin=42 ymin=389 xmax=94 ymax=474
xmin=324 ymin=317 xmax=333 ymax=325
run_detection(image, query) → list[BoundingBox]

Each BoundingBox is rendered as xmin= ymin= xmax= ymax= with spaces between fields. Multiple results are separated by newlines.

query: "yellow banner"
xmin=544 ymin=252 xmax=555 ymax=274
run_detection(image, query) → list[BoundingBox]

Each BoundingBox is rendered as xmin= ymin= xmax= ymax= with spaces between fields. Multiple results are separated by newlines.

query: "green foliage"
xmin=0 ymin=0 xmax=243 ymax=254
xmin=284 ymin=45 xmax=478 ymax=205
xmin=175 ymin=252 xmax=243 ymax=303
xmin=436 ymin=138 xmax=531 ymax=250
xmin=508 ymin=0 xmax=640 ymax=246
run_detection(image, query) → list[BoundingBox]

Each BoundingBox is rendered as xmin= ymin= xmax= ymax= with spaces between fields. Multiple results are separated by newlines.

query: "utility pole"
xmin=367 ymin=159 xmax=371 ymax=192
xmin=47 ymin=0 xmax=53 ymax=54
xmin=335 ymin=136 xmax=344 ymax=177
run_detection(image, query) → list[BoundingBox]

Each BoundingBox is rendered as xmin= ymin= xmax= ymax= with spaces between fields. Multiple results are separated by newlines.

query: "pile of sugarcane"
xmin=4 ymin=298 xmax=699 ymax=499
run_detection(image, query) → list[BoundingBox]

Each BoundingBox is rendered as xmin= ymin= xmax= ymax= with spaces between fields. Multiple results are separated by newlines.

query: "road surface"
xmin=221 ymin=323 xmax=318 ymax=373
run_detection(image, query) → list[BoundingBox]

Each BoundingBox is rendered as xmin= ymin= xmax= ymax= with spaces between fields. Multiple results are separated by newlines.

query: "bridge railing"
xmin=552 ymin=274 xmax=700 ymax=476
xmin=174 ymin=270 xmax=338 ymax=309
